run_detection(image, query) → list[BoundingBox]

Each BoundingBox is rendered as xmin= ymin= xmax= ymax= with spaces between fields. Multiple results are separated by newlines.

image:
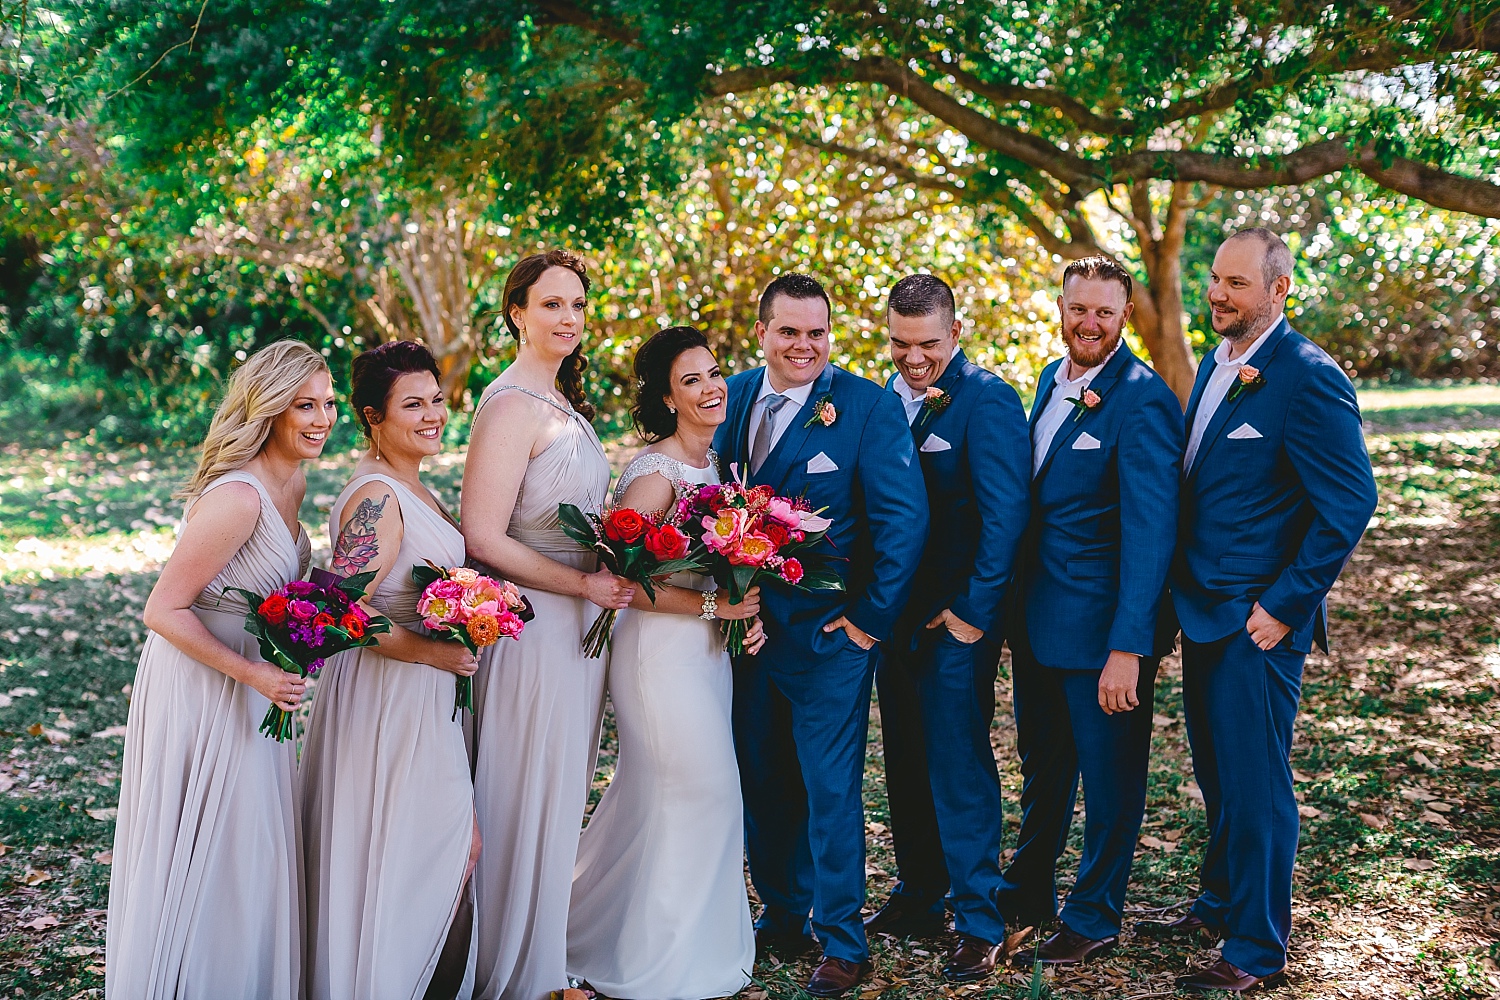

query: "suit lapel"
xmin=723 ymin=369 xmax=764 ymax=481
xmin=1034 ymin=347 xmax=1131 ymax=482
xmin=911 ymin=352 xmax=967 ymax=449
xmin=758 ymin=366 xmax=835 ymax=492
xmin=1189 ymin=319 xmax=1290 ymax=478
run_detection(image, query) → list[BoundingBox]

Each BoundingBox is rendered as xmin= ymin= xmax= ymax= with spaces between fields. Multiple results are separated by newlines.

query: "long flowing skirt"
xmin=301 ymin=643 xmax=477 ymax=1000
xmin=566 ymin=608 xmax=754 ymax=1000
xmin=106 ymin=612 xmax=303 ymax=1000
xmin=471 ymin=552 xmax=607 ymax=1000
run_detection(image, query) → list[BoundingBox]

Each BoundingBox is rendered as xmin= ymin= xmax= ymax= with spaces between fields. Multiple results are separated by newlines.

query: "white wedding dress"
xmin=566 ymin=452 xmax=754 ymax=1000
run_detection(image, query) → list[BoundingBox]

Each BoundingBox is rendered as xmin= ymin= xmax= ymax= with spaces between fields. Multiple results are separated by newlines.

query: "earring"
xmin=668 ymin=406 xmax=677 ymax=414
xmin=373 ymin=433 xmax=382 ymax=461
xmin=519 ymin=326 xmax=528 ymax=346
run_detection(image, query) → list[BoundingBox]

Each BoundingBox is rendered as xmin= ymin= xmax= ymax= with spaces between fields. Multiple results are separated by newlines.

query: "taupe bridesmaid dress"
xmin=301 ymin=474 xmax=477 ymax=1000
xmin=106 ymin=470 xmax=310 ymax=1000
xmin=468 ymin=384 xmax=611 ymax=1000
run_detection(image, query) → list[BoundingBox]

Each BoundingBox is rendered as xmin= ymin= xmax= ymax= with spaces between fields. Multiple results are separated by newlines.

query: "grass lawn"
xmin=1 ymin=388 xmax=1497 ymax=999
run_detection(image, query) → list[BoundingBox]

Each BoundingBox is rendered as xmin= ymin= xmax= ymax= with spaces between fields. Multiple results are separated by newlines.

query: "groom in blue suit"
xmin=713 ymin=273 xmax=928 ymax=998
xmin=995 ymin=256 xmax=1182 ymax=966
xmin=1145 ymin=229 xmax=1377 ymax=993
xmin=864 ymin=274 xmax=1030 ymax=982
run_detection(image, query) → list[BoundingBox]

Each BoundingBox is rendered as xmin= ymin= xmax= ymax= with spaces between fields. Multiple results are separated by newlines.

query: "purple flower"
xmin=288 ymin=599 xmax=318 ymax=621
xmin=284 ymin=580 xmax=316 ymax=597
xmin=308 ymin=657 xmax=326 ymax=676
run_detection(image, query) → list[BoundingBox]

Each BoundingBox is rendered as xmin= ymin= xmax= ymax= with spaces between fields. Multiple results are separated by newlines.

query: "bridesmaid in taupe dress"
xmin=300 ymin=342 xmax=481 ymax=1000
xmin=462 ymin=250 xmax=636 ymax=1000
xmin=108 ymin=340 xmax=334 ymax=1000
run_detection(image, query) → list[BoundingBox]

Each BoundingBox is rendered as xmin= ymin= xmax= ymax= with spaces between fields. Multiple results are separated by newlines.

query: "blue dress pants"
xmin=1182 ymin=628 xmax=1304 ymax=977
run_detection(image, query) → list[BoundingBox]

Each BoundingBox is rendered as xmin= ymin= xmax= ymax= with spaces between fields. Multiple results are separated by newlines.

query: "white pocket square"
xmin=1227 ymin=423 xmax=1263 ymax=440
xmin=1072 ymin=432 xmax=1102 ymax=450
xmin=919 ymin=434 xmax=952 ymax=453
xmin=806 ymin=452 xmax=840 ymax=474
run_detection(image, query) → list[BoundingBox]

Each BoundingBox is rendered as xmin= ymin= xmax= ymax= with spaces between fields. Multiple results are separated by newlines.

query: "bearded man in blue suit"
xmin=994 ymin=256 xmax=1183 ymax=967
xmin=713 ymin=273 xmax=928 ymax=999
xmin=861 ymin=274 xmax=1030 ymax=983
xmin=1140 ymin=229 xmax=1377 ymax=993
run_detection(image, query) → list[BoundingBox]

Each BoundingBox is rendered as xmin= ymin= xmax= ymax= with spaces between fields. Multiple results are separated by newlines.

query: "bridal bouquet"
xmin=557 ymin=503 xmax=703 ymax=657
xmin=225 ymin=569 xmax=391 ymax=741
xmin=673 ymin=478 xmax=844 ymax=655
xmin=412 ymin=561 xmax=533 ymax=718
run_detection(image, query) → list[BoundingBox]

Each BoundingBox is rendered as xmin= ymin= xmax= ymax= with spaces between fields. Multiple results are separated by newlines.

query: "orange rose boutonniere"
xmin=1225 ymin=364 xmax=1266 ymax=402
xmin=1064 ymin=388 xmax=1102 ymax=423
xmin=803 ymin=393 xmax=838 ymax=428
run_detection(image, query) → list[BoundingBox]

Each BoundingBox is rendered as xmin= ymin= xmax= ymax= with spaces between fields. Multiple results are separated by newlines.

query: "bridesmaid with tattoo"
xmin=300 ymin=342 xmax=481 ymax=1000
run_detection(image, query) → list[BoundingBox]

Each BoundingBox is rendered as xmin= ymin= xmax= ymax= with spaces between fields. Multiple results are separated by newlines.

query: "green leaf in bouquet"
xmin=556 ymin=503 xmax=598 ymax=547
xmin=730 ymin=564 xmax=757 ymax=600
xmin=650 ymin=556 xmax=708 ymax=577
xmin=336 ymin=570 xmax=379 ymax=601
xmin=410 ymin=560 xmax=446 ymax=589
xmin=797 ymin=568 xmax=846 ymax=592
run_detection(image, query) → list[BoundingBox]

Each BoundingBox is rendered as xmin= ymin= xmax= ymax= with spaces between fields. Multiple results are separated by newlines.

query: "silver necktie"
xmin=750 ymin=394 xmax=790 ymax=473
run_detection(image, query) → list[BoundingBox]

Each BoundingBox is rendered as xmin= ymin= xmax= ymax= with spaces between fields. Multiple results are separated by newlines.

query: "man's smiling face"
xmin=756 ymin=294 xmax=832 ymax=393
xmin=1057 ymin=275 xmax=1132 ymax=370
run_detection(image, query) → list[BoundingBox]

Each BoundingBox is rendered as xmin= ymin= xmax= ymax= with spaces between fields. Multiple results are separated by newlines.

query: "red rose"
xmin=762 ymin=523 xmax=790 ymax=549
xmin=313 ymin=612 xmax=336 ymax=629
xmin=643 ymin=524 xmax=690 ymax=561
xmin=780 ymin=558 xmax=804 ymax=585
xmin=340 ymin=613 xmax=366 ymax=639
xmin=603 ymin=509 xmax=648 ymax=544
xmin=259 ymin=593 xmax=289 ymax=625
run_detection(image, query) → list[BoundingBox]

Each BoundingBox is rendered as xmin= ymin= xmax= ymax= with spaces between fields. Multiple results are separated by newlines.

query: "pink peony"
xmin=428 ymin=579 xmax=464 ymax=602
xmin=728 ymin=533 xmax=775 ymax=567
xmin=702 ymin=508 xmax=748 ymax=554
xmin=495 ymin=611 xmax=525 ymax=639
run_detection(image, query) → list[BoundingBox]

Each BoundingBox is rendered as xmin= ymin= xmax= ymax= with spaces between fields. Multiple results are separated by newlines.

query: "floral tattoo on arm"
xmin=331 ymin=494 xmax=389 ymax=576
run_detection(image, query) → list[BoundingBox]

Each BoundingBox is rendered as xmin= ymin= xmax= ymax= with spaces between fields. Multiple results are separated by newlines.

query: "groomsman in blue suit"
xmin=1143 ymin=229 xmax=1377 ymax=993
xmin=713 ymin=273 xmax=928 ymax=998
xmin=863 ymin=274 xmax=1030 ymax=981
xmin=995 ymin=256 xmax=1183 ymax=965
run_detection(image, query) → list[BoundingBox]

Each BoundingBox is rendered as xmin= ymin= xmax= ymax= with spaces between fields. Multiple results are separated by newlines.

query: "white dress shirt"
xmin=1031 ymin=342 xmax=1120 ymax=477
xmin=1183 ymin=318 xmax=1282 ymax=473
xmin=892 ymin=345 xmax=963 ymax=423
xmin=750 ymin=377 xmax=816 ymax=459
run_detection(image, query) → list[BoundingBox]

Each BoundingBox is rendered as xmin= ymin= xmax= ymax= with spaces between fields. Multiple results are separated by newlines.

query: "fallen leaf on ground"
xmin=1360 ymin=812 xmax=1391 ymax=829
xmin=63 ymin=945 xmax=99 ymax=957
xmin=1178 ymin=781 xmax=1205 ymax=803
xmin=22 ymin=869 xmax=51 ymax=886
xmin=92 ymin=725 xmax=127 ymax=739
xmin=1421 ymin=809 xmax=1451 ymax=826
xmin=0 ymin=774 xmax=13 ymax=793
xmin=1292 ymin=769 xmax=1313 ymax=783
xmin=22 ymin=914 xmax=59 ymax=931
xmin=1403 ymin=858 xmax=1437 ymax=871
xmin=93 ymin=850 xmax=113 ymax=864
xmin=42 ymin=728 xmax=71 ymax=745
xmin=1298 ymin=804 xmax=1323 ymax=819
xmin=26 ymin=722 xmax=42 ymax=736
xmin=1413 ymin=750 xmax=1436 ymax=769
xmin=86 ymin=807 xmax=118 ymax=821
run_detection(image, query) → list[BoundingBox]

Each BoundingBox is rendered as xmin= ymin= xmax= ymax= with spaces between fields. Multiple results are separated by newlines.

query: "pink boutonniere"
xmin=804 ymin=393 xmax=837 ymax=428
xmin=915 ymin=386 xmax=952 ymax=428
xmin=1064 ymin=388 xmax=1102 ymax=423
xmin=1226 ymin=364 xmax=1266 ymax=402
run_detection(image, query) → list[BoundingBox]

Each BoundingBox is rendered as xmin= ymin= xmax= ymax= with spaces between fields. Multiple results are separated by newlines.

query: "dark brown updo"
xmin=632 ymin=326 xmax=712 ymax=443
xmin=502 ymin=248 xmax=596 ymax=421
xmin=349 ymin=340 xmax=443 ymax=439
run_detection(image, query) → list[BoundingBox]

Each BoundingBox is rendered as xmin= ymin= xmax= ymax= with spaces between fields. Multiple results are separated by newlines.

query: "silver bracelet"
xmin=699 ymin=590 xmax=718 ymax=620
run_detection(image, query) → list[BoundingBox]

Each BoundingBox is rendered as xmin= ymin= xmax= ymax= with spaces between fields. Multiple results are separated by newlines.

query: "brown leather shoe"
xmin=1028 ymin=925 xmax=1118 ymax=966
xmin=805 ymin=956 xmax=871 ymax=998
xmin=754 ymin=927 xmax=815 ymax=961
xmin=942 ymin=934 xmax=1002 ymax=982
xmin=863 ymin=895 xmax=946 ymax=938
xmin=1175 ymin=959 xmax=1287 ymax=993
xmin=1134 ymin=911 xmax=1218 ymax=939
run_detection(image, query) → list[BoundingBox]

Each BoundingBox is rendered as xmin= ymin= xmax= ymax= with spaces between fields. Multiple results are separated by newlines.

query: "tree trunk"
xmin=1121 ymin=181 xmax=1200 ymax=406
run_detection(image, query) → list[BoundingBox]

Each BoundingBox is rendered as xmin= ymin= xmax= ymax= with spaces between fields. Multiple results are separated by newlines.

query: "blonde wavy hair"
xmin=177 ymin=340 xmax=331 ymax=501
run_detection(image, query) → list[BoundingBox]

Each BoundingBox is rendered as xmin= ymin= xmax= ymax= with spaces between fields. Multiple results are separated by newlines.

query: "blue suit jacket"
xmin=713 ymin=364 xmax=929 ymax=668
xmin=887 ymin=351 xmax=1031 ymax=641
xmin=1014 ymin=346 xmax=1183 ymax=670
xmin=1169 ymin=318 xmax=1377 ymax=654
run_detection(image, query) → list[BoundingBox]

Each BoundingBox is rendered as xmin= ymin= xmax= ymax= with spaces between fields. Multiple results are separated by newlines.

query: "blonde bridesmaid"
xmin=300 ymin=341 xmax=481 ymax=1000
xmin=462 ymin=249 xmax=635 ymax=1000
xmin=107 ymin=340 xmax=332 ymax=1000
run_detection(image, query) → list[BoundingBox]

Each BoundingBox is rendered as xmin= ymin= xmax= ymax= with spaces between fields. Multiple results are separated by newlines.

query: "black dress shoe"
xmin=862 ymin=895 xmax=946 ymax=938
xmin=1029 ymin=926 xmax=1117 ymax=966
xmin=805 ymin=956 xmax=870 ymax=997
xmin=1134 ymin=911 xmax=1218 ymax=939
xmin=1175 ymin=959 xmax=1288 ymax=993
xmin=754 ymin=927 xmax=815 ymax=960
xmin=942 ymin=934 xmax=1002 ymax=982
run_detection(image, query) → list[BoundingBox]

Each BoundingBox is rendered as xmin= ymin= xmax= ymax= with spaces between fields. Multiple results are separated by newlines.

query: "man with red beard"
xmin=996 ymin=257 xmax=1182 ymax=967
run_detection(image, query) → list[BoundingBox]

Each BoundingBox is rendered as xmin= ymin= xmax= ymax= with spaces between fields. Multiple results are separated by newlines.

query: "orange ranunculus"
xmin=313 ymin=612 xmax=336 ymax=629
xmin=466 ymin=613 xmax=501 ymax=647
xmin=340 ymin=613 xmax=366 ymax=638
xmin=603 ymin=508 xmax=648 ymax=544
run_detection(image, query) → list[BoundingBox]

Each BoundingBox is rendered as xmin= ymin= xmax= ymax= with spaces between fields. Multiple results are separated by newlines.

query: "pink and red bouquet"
xmin=225 ymin=568 xmax=392 ymax=741
xmin=674 ymin=478 xmax=845 ymax=654
xmin=557 ymin=503 xmax=702 ymax=657
xmin=412 ymin=560 xmax=533 ymax=718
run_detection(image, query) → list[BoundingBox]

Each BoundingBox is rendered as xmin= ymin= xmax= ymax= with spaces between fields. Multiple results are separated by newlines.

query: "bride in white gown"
xmin=567 ymin=328 xmax=761 ymax=1000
